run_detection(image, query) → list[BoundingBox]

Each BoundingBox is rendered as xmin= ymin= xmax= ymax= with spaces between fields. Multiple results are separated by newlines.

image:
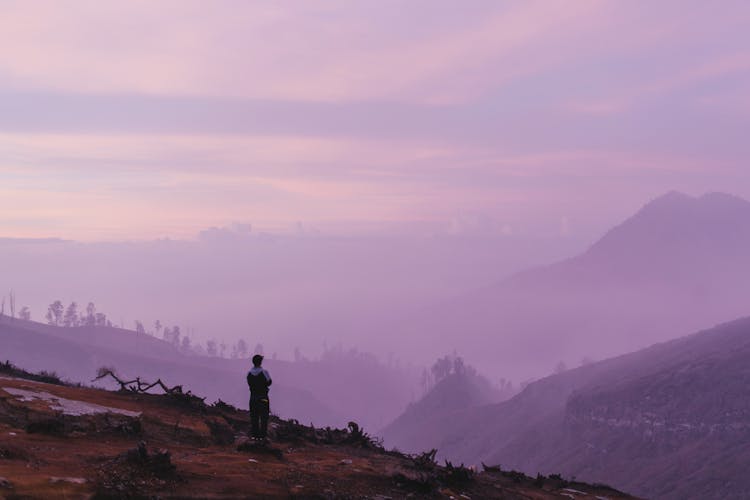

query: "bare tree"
xmin=236 ymin=339 xmax=248 ymax=359
xmin=430 ymin=356 xmax=452 ymax=383
xmin=171 ymin=326 xmax=181 ymax=346
xmin=46 ymin=300 xmax=64 ymax=326
xmin=8 ymin=290 xmax=15 ymax=320
xmin=135 ymin=320 xmax=146 ymax=335
xmin=154 ymin=319 xmax=162 ymax=337
xmin=453 ymin=356 xmax=465 ymax=375
xmin=18 ymin=306 xmax=31 ymax=321
xmin=420 ymin=367 xmax=433 ymax=395
xmin=206 ymin=339 xmax=218 ymax=357
xmin=63 ymin=301 xmax=79 ymax=327
xmin=85 ymin=302 xmax=96 ymax=326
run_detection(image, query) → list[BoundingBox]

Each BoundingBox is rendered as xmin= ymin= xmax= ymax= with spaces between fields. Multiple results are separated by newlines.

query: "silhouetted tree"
xmin=219 ymin=342 xmax=226 ymax=358
xmin=95 ymin=312 xmax=107 ymax=326
xmin=231 ymin=339 xmax=249 ymax=359
xmin=171 ymin=326 xmax=181 ymax=346
xmin=236 ymin=339 xmax=248 ymax=358
xmin=84 ymin=302 xmax=96 ymax=326
xmin=181 ymin=335 xmax=191 ymax=352
xmin=431 ymin=356 xmax=452 ymax=382
xmin=420 ymin=367 xmax=432 ymax=394
xmin=554 ymin=361 xmax=568 ymax=374
xmin=453 ymin=356 xmax=465 ymax=375
xmin=18 ymin=306 xmax=31 ymax=321
xmin=135 ymin=320 xmax=146 ymax=335
xmin=206 ymin=339 xmax=218 ymax=357
xmin=63 ymin=301 xmax=79 ymax=327
xmin=154 ymin=319 xmax=162 ymax=337
xmin=498 ymin=377 xmax=513 ymax=393
xmin=46 ymin=300 xmax=64 ymax=326
xmin=8 ymin=290 xmax=15 ymax=320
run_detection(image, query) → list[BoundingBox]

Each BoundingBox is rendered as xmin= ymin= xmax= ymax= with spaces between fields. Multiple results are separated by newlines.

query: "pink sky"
xmin=1 ymin=0 xmax=749 ymax=241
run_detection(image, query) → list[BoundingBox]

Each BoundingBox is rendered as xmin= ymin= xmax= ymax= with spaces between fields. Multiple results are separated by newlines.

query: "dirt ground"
xmin=0 ymin=373 xmax=637 ymax=499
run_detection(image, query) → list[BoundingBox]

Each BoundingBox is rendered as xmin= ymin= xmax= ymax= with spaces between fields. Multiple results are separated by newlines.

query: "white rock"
xmin=3 ymin=387 xmax=140 ymax=417
xmin=49 ymin=477 xmax=86 ymax=484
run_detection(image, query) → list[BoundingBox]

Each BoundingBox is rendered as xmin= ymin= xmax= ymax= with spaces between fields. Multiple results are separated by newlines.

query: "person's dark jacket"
xmin=246 ymin=366 xmax=272 ymax=400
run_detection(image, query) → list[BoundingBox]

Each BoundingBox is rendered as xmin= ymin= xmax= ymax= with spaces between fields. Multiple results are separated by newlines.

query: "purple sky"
xmin=1 ymin=0 xmax=749 ymax=241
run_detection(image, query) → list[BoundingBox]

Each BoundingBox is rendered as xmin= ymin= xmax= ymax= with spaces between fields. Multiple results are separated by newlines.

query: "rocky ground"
xmin=0 ymin=363 xmax=636 ymax=499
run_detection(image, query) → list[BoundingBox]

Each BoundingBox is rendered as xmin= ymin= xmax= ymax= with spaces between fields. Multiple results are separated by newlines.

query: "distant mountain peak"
xmin=587 ymin=190 xmax=750 ymax=258
xmin=631 ymin=190 xmax=750 ymax=214
xmin=636 ymin=190 xmax=694 ymax=214
xmin=639 ymin=190 xmax=750 ymax=214
xmin=654 ymin=190 xmax=693 ymax=202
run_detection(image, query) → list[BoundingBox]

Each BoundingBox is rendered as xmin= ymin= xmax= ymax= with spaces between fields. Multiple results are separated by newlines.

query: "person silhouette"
xmin=246 ymin=354 xmax=272 ymax=440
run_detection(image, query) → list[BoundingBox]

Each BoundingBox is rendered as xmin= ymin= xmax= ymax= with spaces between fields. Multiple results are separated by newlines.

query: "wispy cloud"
xmin=1 ymin=1 xmax=749 ymax=240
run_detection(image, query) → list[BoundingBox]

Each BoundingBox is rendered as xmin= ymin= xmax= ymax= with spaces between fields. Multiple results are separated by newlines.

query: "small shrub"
xmin=413 ymin=449 xmax=438 ymax=469
xmin=0 ymin=361 xmax=64 ymax=385
xmin=482 ymin=462 xmax=502 ymax=473
xmin=443 ymin=460 xmax=474 ymax=487
xmin=26 ymin=418 xmax=65 ymax=435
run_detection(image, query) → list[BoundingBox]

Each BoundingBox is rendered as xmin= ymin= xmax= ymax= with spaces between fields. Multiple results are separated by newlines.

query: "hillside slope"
xmin=0 ymin=364 xmax=636 ymax=499
xmin=393 ymin=191 xmax=750 ymax=379
xmin=380 ymin=371 xmax=500 ymax=453
xmin=0 ymin=317 xmax=340 ymax=426
xmin=392 ymin=316 xmax=750 ymax=499
xmin=0 ymin=316 xmax=414 ymax=430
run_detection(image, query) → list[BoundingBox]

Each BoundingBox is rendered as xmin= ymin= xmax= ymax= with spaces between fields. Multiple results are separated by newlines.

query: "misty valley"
xmin=3 ymin=191 xmax=750 ymax=498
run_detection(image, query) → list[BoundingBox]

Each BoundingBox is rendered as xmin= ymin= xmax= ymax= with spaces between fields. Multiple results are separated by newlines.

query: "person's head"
xmin=252 ymin=354 xmax=264 ymax=367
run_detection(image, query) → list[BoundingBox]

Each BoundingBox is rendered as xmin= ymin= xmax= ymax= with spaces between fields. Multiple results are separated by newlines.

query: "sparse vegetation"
xmin=0 ymin=360 xmax=63 ymax=385
xmin=93 ymin=367 xmax=206 ymax=406
xmin=93 ymin=441 xmax=177 ymax=498
xmin=0 ymin=362 xmax=635 ymax=499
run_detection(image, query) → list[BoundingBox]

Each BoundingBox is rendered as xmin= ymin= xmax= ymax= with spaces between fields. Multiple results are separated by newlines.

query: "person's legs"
xmin=249 ymin=399 xmax=261 ymax=439
xmin=259 ymin=399 xmax=270 ymax=439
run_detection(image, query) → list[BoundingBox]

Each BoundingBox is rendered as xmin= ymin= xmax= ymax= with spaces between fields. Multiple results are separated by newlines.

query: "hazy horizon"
xmin=4 ymin=188 xmax=750 ymax=382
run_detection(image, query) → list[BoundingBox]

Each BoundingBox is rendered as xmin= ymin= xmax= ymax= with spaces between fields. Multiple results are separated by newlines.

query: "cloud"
xmin=0 ymin=1 xmax=606 ymax=102
xmin=7 ymin=1 xmax=742 ymax=105
xmin=1 ymin=1 xmax=750 ymax=240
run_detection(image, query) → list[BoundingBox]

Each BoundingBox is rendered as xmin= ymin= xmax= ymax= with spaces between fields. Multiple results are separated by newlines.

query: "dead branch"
xmin=92 ymin=368 xmax=194 ymax=399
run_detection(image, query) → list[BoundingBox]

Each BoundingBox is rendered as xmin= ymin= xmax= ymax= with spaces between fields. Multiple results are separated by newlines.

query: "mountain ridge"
xmin=384 ymin=315 xmax=750 ymax=499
